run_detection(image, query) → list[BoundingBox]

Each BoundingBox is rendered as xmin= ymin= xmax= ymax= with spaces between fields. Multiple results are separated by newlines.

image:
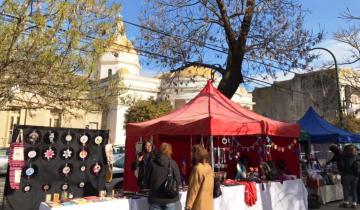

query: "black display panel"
xmin=4 ymin=125 xmax=109 ymax=210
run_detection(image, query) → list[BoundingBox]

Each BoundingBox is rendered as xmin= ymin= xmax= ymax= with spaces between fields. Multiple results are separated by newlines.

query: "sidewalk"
xmin=320 ymin=201 xmax=356 ymax=210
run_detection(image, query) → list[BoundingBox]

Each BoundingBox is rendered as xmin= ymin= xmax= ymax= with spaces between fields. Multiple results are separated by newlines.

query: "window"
xmin=88 ymin=122 xmax=99 ymax=130
xmin=7 ymin=110 xmax=20 ymax=143
xmin=108 ymin=68 xmax=112 ymax=77
xmin=53 ymin=119 xmax=60 ymax=127
xmin=49 ymin=110 xmax=61 ymax=127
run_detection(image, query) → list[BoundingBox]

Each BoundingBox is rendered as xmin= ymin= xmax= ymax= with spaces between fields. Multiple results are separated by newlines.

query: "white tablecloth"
xmin=39 ymin=179 xmax=307 ymax=210
xmin=318 ymin=184 xmax=343 ymax=204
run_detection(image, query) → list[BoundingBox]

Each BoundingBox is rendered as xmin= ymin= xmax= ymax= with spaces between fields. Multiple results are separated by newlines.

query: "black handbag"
xmin=213 ymin=177 xmax=222 ymax=198
xmin=163 ymin=160 xmax=178 ymax=197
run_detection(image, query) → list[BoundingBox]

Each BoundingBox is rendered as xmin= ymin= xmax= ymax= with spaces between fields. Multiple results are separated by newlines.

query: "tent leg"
xmin=210 ymin=136 xmax=214 ymax=169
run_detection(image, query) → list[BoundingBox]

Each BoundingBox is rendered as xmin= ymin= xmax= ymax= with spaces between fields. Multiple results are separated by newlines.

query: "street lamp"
xmin=309 ymin=47 xmax=343 ymax=128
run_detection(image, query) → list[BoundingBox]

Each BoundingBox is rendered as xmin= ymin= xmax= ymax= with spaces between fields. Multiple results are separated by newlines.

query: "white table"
xmin=39 ymin=179 xmax=307 ymax=210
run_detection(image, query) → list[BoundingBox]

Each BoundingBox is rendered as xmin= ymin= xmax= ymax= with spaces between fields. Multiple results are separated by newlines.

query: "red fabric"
xmin=127 ymin=81 xmax=299 ymax=137
xmin=223 ymin=180 xmax=257 ymax=206
xmin=8 ymin=142 xmax=25 ymax=189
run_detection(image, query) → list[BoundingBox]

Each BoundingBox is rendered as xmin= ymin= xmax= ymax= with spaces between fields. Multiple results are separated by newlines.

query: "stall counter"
xmin=39 ymin=179 xmax=307 ymax=210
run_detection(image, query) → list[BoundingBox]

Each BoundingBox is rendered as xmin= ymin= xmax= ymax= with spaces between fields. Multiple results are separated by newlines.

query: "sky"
xmin=117 ymin=0 xmax=360 ymax=84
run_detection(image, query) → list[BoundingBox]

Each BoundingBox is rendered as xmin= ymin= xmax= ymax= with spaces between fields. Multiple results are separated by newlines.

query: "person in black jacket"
xmin=326 ymin=144 xmax=342 ymax=166
xmin=131 ymin=140 xmax=155 ymax=190
xmin=148 ymin=142 xmax=181 ymax=210
xmin=338 ymin=144 xmax=360 ymax=208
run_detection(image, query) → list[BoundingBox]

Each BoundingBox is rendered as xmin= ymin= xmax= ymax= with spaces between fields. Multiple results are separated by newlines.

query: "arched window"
xmin=108 ymin=68 xmax=112 ymax=77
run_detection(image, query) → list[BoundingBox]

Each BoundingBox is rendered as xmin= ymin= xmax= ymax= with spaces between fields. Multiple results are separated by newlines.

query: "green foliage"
xmin=0 ymin=0 xmax=123 ymax=115
xmin=124 ymin=99 xmax=172 ymax=126
xmin=333 ymin=115 xmax=360 ymax=133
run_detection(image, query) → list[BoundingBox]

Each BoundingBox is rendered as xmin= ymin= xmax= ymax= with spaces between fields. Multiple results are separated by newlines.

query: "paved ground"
xmin=311 ymin=201 xmax=359 ymax=210
xmin=321 ymin=201 xmax=344 ymax=210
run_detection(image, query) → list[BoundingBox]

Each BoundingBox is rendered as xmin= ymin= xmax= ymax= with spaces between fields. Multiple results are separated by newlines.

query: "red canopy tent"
xmin=124 ymin=81 xmax=300 ymax=191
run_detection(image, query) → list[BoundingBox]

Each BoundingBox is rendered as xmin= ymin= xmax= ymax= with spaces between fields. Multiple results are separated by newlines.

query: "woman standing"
xmin=148 ymin=143 xmax=181 ymax=210
xmin=185 ymin=144 xmax=214 ymax=210
xmin=131 ymin=140 xmax=155 ymax=190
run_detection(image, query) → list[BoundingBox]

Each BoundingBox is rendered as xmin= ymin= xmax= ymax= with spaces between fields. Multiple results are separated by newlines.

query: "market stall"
xmin=39 ymin=179 xmax=307 ymax=210
xmin=298 ymin=107 xmax=360 ymax=204
xmin=124 ymin=80 xmax=304 ymax=208
xmin=4 ymin=125 xmax=110 ymax=210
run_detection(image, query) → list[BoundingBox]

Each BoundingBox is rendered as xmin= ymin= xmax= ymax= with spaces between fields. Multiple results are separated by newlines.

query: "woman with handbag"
xmin=185 ymin=144 xmax=214 ymax=210
xmin=148 ymin=143 xmax=181 ymax=210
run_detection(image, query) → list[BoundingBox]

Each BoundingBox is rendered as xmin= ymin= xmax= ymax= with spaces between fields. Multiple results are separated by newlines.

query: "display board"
xmin=4 ymin=125 xmax=109 ymax=210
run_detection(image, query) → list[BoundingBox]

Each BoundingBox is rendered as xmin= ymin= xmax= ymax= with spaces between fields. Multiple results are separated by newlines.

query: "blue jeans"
xmin=149 ymin=202 xmax=176 ymax=210
xmin=342 ymin=175 xmax=358 ymax=204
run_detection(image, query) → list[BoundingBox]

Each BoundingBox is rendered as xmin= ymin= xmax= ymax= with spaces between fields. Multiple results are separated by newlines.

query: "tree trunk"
xmin=217 ymin=0 xmax=254 ymax=99
xmin=217 ymin=50 xmax=244 ymax=99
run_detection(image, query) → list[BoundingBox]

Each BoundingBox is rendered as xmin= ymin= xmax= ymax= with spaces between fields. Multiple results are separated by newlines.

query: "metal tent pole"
xmin=210 ymin=136 xmax=214 ymax=169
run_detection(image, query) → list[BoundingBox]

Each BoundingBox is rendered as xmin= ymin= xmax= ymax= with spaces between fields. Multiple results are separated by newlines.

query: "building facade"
xmin=0 ymin=20 xmax=254 ymax=146
xmin=253 ymin=68 xmax=360 ymax=123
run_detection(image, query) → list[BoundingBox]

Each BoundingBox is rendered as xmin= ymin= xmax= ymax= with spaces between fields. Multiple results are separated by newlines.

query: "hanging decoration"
xmin=263 ymin=136 xmax=272 ymax=162
xmin=27 ymin=130 xmax=40 ymax=144
xmin=237 ymin=136 xmax=261 ymax=152
xmin=271 ymin=139 xmax=298 ymax=153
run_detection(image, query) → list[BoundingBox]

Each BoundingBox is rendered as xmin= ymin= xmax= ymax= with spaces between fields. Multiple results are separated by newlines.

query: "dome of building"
xmin=98 ymin=19 xmax=140 ymax=79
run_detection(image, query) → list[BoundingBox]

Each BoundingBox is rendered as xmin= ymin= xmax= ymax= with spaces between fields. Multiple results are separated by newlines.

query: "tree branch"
xmin=215 ymin=0 xmax=236 ymax=46
xmin=170 ymin=62 xmax=225 ymax=75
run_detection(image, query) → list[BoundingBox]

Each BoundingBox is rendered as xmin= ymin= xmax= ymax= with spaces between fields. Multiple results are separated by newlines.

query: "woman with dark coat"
xmin=339 ymin=144 xmax=360 ymax=208
xmin=131 ymin=140 xmax=155 ymax=189
xmin=148 ymin=143 xmax=181 ymax=210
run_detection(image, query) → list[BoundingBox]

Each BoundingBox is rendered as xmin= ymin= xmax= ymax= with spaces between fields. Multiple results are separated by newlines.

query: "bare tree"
xmin=334 ymin=8 xmax=360 ymax=66
xmin=139 ymin=0 xmax=322 ymax=98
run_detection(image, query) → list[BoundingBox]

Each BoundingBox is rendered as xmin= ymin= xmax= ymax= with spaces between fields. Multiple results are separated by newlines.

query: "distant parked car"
xmin=112 ymin=145 xmax=125 ymax=179
xmin=0 ymin=148 xmax=9 ymax=175
xmin=111 ymin=147 xmax=125 ymax=191
xmin=113 ymin=154 xmax=124 ymax=178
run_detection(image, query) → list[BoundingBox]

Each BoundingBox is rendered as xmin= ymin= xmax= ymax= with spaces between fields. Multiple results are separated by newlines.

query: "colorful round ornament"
xmin=91 ymin=163 xmax=102 ymax=175
xmin=79 ymin=182 xmax=85 ymax=188
xmin=94 ymin=136 xmax=103 ymax=145
xmin=27 ymin=149 xmax=37 ymax=160
xmin=23 ymin=184 xmax=32 ymax=193
xmin=60 ymin=147 xmax=73 ymax=159
xmin=43 ymin=147 xmax=56 ymax=160
xmin=79 ymin=134 xmax=89 ymax=145
xmin=64 ymin=131 xmax=73 ymax=143
xmin=27 ymin=130 xmax=40 ymax=144
xmin=78 ymin=149 xmax=89 ymax=160
xmin=42 ymin=184 xmax=51 ymax=191
xmin=61 ymin=183 xmax=69 ymax=191
xmin=80 ymin=165 xmax=87 ymax=172
xmin=25 ymin=167 xmax=35 ymax=177
xmin=24 ymin=164 xmax=37 ymax=178
xmin=59 ymin=163 xmax=73 ymax=177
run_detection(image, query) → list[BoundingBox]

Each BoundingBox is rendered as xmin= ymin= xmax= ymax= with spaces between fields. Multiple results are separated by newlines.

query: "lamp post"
xmin=309 ymin=47 xmax=343 ymax=128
